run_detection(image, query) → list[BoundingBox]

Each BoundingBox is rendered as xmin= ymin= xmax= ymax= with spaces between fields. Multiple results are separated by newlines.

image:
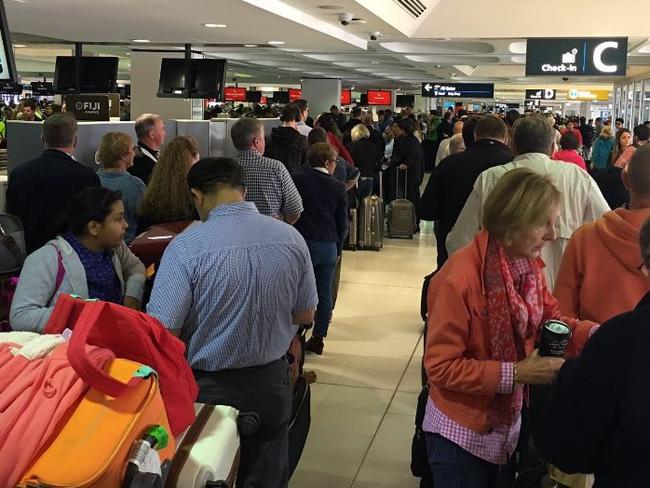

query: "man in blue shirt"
xmin=148 ymin=157 xmax=318 ymax=487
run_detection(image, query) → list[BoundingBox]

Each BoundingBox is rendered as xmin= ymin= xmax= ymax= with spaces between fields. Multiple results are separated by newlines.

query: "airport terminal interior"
xmin=2 ymin=1 xmax=650 ymax=487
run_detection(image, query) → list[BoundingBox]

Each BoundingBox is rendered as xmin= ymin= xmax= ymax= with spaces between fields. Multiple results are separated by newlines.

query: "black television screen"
xmin=396 ymin=94 xmax=414 ymax=107
xmin=189 ymin=59 xmax=226 ymax=99
xmin=272 ymin=91 xmax=290 ymax=104
xmin=158 ymin=58 xmax=227 ymax=99
xmin=360 ymin=93 xmax=368 ymax=105
xmin=54 ymin=56 xmax=119 ymax=94
xmin=0 ymin=80 xmax=22 ymax=94
xmin=0 ymin=1 xmax=17 ymax=81
xmin=246 ymin=90 xmax=262 ymax=103
xmin=30 ymin=81 xmax=54 ymax=95
xmin=158 ymin=58 xmax=187 ymax=97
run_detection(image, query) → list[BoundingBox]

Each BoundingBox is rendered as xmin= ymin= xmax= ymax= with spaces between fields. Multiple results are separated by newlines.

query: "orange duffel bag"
xmin=19 ymin=357 xmax=176 ymax=488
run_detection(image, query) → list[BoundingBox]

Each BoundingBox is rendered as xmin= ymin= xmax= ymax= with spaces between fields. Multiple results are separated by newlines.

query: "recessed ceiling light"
xmin=203 ymin=23 xmax=227 ymax=28
xmin=13 ymin=0 xmax=27 ymax=3
xmin=13 ymin=44 xmax=26 ymax=48
xmin=318 ymin=5 xmax=345 ymax=9
xmin=371 ymin=61 xmax=380 ymax=64
xmin=351 ymin=18 xmax=367 ymax=24
xmin=244 ymin=44 xmax=258 ymax=48
xmin=268 ymin=41 xmax=285 ymax=45
xmin=132 ymin=39 xmax=151 ymax=43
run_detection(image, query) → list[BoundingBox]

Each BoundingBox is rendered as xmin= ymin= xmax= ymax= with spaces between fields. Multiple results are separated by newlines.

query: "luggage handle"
xmin=66 ymin=299 xmax=144 ymax=398
xmin=395 ymin=166 xmax=407 ymax=200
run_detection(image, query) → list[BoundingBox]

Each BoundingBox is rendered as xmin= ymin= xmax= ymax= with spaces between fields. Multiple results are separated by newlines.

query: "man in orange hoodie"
xmin=555 ymin=145 xmax=650 ymax=323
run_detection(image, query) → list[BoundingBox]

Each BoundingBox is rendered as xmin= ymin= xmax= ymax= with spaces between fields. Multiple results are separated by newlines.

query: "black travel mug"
xmin=539 ymin=320 xmax=571 ymax=357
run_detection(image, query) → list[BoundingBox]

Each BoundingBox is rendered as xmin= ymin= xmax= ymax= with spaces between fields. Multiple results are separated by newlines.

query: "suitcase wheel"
xmin=205 ymin=482 xmax=230 ymax=488
xmin=238 ymin=411 xmax=261 ymax=437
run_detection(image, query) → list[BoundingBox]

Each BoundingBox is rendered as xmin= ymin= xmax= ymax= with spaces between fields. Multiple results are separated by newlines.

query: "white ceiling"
xmin=6 ymin=0 xmax=650 ymax=94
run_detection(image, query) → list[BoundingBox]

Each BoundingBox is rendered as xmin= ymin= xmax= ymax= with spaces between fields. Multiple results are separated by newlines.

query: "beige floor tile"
xmin=387 ymin=391 xmax=420 ymax=416
xmin=351 ymin=414 xmax=422 ymax=488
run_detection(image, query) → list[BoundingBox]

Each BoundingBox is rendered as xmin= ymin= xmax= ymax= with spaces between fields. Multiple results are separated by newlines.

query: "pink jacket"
xmin=552 ymin=149 xmax=587 ymax=171
xmin=0 ymin=342 xmax=114 ymax=486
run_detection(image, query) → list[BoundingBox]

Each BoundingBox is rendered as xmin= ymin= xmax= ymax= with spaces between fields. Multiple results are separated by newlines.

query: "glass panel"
xmin=627 ymin=83 xmax=634 ymax=127
xmin=620 ymin=84 xmax=627 ymax=124
xmin=615 ymin=85 xmax=622 ymax=121
xmin=634 ymin=81 xmax=643 ymax=126
xmin=643 ymin=80 xmax=650 ymax=125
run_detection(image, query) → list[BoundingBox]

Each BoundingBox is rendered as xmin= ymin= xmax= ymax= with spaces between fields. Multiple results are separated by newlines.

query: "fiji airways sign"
xmin=526 ymin=38 xmax=628 ymax=77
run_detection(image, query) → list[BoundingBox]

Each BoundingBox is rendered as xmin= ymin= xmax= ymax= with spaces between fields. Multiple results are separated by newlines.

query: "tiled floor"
xmin=290 ymin=220 xmax=436 ymax=488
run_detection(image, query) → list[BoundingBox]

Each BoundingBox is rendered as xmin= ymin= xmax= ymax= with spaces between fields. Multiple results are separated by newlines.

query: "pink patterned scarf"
xmin=484 ymin=236 xmax=543 ymax=426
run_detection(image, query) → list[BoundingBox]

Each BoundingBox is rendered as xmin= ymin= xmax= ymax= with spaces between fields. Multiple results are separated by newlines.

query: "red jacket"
xmin=327 ymin=132 xmax=354 ymax=166
xmin=425 ymin=231 xmax=594 ymax=433
xmin=561 ymin=127 xmax=583 ymax=146
xmin=552 ymin=149 xmax=587 ymax=171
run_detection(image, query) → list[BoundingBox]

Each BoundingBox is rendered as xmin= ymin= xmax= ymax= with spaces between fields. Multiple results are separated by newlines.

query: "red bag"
xmin=129 ymin=221 xmax=194 ymax=268
xmin=43 ymin=294 xmax=198 ymax=436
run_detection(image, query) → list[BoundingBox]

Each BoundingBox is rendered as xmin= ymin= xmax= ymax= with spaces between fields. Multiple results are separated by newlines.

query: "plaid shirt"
xmin=236 ymin=149 xmax=303 ymax=219
xmin=423 ymin=256 xmax=533 ymax=465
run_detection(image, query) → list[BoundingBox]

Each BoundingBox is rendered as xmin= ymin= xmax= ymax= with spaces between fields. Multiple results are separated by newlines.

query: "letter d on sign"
xmin=593 ymin=41 xmax=619 ymax=73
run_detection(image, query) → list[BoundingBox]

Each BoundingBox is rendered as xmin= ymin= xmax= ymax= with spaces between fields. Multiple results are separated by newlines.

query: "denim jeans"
xmin=305 ymin=240 xmax=338 ymax=338
xmin=425 ymin=433 xmax=499 ymax=488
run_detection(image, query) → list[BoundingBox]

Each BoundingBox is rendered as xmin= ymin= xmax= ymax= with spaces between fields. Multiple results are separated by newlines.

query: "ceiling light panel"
xmin=509 ymin=41 xmax=527 ymax=54
xmin=405 ymin=55 xmax=500 ymax=64
xmin=380 ymin=41 xmax=495 ymax=54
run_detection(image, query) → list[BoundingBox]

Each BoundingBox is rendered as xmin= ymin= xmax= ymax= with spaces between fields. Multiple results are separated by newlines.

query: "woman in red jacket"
xmin=314 ymin=112 xmax=355 ymax=166
xmin=424 ymin=168 xmax=596 ymax=487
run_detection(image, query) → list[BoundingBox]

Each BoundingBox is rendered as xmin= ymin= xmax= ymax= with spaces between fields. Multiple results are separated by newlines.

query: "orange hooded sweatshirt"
xmin=554 ymin=208 xmax=650 ymax=323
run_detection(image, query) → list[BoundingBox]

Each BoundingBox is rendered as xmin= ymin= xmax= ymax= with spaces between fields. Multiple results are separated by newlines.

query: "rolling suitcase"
xmin=288 ymin=375 xmax=311 ymax=479
xmin=358 ymin=170 xmax=384 ymax=251
xmin=343 ymin=208 xmax=358 ymax=251
xmin=387 ymin=168 xmax=416 ymax=239
xmin=165 ymin=404 xmax=241 ymax=488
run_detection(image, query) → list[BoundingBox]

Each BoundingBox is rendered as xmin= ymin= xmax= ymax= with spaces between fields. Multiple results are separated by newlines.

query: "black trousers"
xmin=194 ymin=357 xmax=292 ymax=488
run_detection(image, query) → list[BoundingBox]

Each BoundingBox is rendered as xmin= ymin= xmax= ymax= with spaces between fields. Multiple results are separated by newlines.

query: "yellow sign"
xmin=566 ymin=89 xmax=611 ymax=101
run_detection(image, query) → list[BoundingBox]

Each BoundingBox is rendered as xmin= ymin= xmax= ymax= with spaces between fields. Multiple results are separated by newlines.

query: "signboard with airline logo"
xmin=65 ymin=95 xmax=110 ymax=121
xmin=525 ymin=38 xmax=628 ymax=76
xmin=525 ymin=89 xmax=556 ymax=100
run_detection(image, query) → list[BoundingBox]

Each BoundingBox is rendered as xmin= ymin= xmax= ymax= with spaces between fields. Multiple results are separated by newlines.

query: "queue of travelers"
xmin=5 ymin=98 xmax=650 ymax=488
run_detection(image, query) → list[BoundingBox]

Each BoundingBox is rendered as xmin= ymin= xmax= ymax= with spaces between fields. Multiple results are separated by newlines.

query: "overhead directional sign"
xmin=525 ymin=38 xmax=628 ymax=76
xmin=525 ymin=88 xmax=556 ymax=100
xmin=422 ymin=82 xmax=494 ymax=99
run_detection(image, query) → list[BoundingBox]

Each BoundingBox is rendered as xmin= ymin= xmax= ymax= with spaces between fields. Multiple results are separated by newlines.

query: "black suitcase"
xmin=288 ymin=375 xmax=311 ymax=479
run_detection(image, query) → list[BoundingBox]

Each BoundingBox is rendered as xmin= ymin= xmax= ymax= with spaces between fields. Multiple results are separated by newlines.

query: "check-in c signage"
xmin=525 ymin=38 xmax=628 ymax=76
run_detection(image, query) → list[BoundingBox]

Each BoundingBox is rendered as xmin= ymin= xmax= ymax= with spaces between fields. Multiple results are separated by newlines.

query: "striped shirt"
xmin=147 ymin=201 xmax=318 ymax=371
xmin=236 ymin=149 xmax=304 ymax=219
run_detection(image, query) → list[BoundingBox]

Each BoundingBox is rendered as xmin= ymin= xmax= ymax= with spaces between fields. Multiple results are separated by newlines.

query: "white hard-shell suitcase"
xmin=165 ymin=404 xmax=241 ymax=488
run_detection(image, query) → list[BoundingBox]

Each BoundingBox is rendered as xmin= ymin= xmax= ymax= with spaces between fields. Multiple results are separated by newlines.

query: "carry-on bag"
xmin=165 ymin=404 xmax=241 ymax=488
xmin=358 ymin=170 xmax=384 ymax=251
xmin=44 ymin=294 xmax=199 ymax=436
xmin=130 ymin=221 xmax=196 ymax=268
xmin=343 ymin=208 xmax=358 ymax=251
xmin=288 ymin=375 xmax=311 ymax=479
xmin=19 ymin=357 xmax=176 ymax=488
xmin=387 ymin=167 xmax=416 ymax=239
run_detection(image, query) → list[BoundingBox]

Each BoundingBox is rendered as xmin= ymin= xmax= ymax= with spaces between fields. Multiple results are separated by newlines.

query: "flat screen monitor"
xmin=367 ymin=90 xmax=392 ymax=105
xmin=0 ymin=80 xmax=22 ymax=94
xmin=158 ymin=58 xmax=186 ymax=97
xmin=0 ymin=1 xmax=17 ymax=81
xmin=30 ymin=81 xmax=54 ymax=96
xmin=54 ymin=56 xmax=119 ymax=94
xmin=246 ymin=90 xmax=262 ymax=103
xmin=288 ymin=88 xmax=302 ymax=102
xmin=224 ymin=87 xmax=247 ymax=102
xmin=189 ymin=59 xmax=226 ymax=99
xmin=158 ymin=58 xmax=227 ymax=99
xmin=396 ymin=94 xmax=414 ymax=106
xmin=272 ymin=91 xmax=290 ymax=104
xmin=360 ymin=93 xmax=368 ymax=106
xmin=340 ymin=90 xmax=352 ymax=105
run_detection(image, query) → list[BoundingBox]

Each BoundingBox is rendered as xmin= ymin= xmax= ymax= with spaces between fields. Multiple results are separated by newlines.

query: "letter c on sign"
xmin=593 ymin=41 xmax=619 ymax=73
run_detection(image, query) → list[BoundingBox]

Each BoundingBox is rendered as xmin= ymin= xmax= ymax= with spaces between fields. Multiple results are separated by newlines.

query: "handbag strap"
xmin=48 ymin=244 xmax=65 ymax=291
xmin=66 ymin=299 xmax=143 ymax=397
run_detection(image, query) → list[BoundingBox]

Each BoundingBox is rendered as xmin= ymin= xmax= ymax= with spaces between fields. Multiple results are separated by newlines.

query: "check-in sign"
xmin=525 ymin=38 xmax=628 ymax=76
xmin=525 ymin=89 xmax=556 ymax=100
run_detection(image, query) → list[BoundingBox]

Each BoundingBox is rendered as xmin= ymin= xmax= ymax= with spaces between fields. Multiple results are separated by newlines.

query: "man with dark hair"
xmin=615 ymin=117 xmax=625 ymax=131
xmin=533 ymin=209 xmax=650 ymax=487
xmin=232 ymin=117 xmax=303 ymax=224
xmin=594 ymin=117 xmax=604 ymax=138
xmin=634 ymin=123 xmax=650 ymax=147
xmin=389 ymin=117 xmax=424 ymax=226
xmin=420 ymin=115 xmax=513 ymax=268
xmin=330 ymin=104 xmax=347 ymax=131
xmin=148 ymin=156 xmax=317 ymax=488
xmin=128 ymin=113 xmax=166 ymax=185
xmin=264 ymin=103 xmax=308 ymax=173
xmin=294 ymin=98 xmax=311 ymax=136
xmin=448 ymin=115 xmax=609 ymax=288
xmin=6 ymin=113 xmax=100 ymax=253
xmin=342 ymin=105 xmax=363 ymax=134
xmin=553 ymin=131 xmax=587 ymax=170
xmin=20 ymin=98 xmax=40 ymax=121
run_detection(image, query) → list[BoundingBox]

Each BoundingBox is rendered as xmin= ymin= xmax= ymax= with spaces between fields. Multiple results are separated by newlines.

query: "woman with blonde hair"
xmin=424 ymin=168 xmax=596 ymax=487
xmin=138 ymin=135 xmax=200 ymax=230
xmin=96 ymin=132 xmax=144 ymax=243
xmin=591 ymin=124 xmax=615 ymax=169
xmin=348 ymin=123 xmax=382 ymax=178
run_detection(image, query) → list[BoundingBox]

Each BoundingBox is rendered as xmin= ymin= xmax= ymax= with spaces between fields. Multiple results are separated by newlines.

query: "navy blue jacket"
xmin=292 ymin=168 xmax=348 ymax=252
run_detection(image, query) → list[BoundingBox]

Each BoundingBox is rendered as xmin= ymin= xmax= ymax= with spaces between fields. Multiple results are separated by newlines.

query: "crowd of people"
xmin=3 ymin=96 xmax=650 ymax=488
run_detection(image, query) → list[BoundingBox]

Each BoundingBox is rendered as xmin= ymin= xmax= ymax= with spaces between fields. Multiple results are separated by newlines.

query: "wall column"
xmin=301 ymin=78 xmax=341 ymax=115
